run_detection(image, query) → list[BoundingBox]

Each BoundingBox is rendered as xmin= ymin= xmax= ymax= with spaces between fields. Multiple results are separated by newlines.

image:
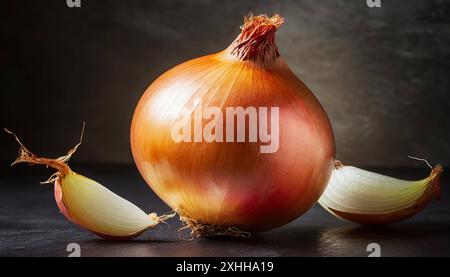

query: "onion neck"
xmin=227 ymin=14 xmax=284 ymax=65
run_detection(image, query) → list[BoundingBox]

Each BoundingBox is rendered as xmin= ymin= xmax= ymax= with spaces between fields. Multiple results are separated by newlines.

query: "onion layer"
xmin=131 ymin=14 xmax=335 ymax=235
xmin=318 ymin=161 xmax=443 ymax=225
xmin=6 ymin=128 xmax=173 ymax=239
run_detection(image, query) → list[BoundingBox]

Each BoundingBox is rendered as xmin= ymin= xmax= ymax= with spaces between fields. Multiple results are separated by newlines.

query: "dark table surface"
xmin=1 ymin=163 xmax=449 ymax=257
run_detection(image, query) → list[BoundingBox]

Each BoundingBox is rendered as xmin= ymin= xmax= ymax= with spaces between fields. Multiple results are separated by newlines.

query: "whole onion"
xmin=131 ymin=14 xmax=335 ymax=236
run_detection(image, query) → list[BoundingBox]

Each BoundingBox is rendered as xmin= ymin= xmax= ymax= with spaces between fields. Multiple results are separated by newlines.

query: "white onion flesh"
xmin=318 ymin=163 xmax=442 ymax=225
xmin=62 ymin=172 xmax=159 ymax=237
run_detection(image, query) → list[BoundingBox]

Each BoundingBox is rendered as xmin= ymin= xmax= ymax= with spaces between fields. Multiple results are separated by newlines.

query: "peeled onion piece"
xmin=131 ymin=14 xmax=335 ymax=236
xmin=6 ymin=128 xmax=173 ymax=239
xmin=318 ymin=161 xmax=443 ymax=225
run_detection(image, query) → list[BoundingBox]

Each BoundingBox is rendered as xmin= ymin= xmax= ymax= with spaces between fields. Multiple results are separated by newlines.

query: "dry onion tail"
xmin=149 ymin=211 xmax=177 ymax=224
xmin=178 ymin=213 xmax=251 ymax=239
xmin=334 ymin=160 xmax=344 ymax=169
xmin=408 ymin=155 xmax=443 ymax=200
xmin=229 ymin=13 xmax=284 ymax=63
xmin=4 ymin=123 xmax=85 ymax=176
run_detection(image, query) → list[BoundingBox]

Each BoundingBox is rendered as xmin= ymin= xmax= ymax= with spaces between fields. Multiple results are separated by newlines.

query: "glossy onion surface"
xmin=131 ymin=15 xmax=335 ymax=231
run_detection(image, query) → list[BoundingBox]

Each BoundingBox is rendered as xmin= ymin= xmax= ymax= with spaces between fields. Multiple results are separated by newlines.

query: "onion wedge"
xmin=318 ymin=161 xmax=443 ymax=225
xmin=5 ymin=127 xmax=174 ymax=239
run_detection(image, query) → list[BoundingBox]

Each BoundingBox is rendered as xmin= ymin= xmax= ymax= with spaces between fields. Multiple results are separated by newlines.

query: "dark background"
xmin=1 ymin=0 xmax=449 ymax=167
xmin=1 ymin=0 xmax=450 ymax=257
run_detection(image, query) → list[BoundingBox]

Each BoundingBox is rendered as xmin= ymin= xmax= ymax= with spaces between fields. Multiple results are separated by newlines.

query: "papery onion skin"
xmin=131 ymin=14 xmax=335 ymax=232
xmin=319 ymin=162 xmax=443 ymax=225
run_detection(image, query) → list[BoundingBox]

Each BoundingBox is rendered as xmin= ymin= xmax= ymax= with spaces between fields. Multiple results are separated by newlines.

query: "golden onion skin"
xmin=131 ymin=15 xmax=335 ymax=232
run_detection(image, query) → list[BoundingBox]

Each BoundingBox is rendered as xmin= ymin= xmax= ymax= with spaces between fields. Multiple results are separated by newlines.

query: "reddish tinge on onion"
xmin=131 ymin=14 xmax=335 ymax=237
